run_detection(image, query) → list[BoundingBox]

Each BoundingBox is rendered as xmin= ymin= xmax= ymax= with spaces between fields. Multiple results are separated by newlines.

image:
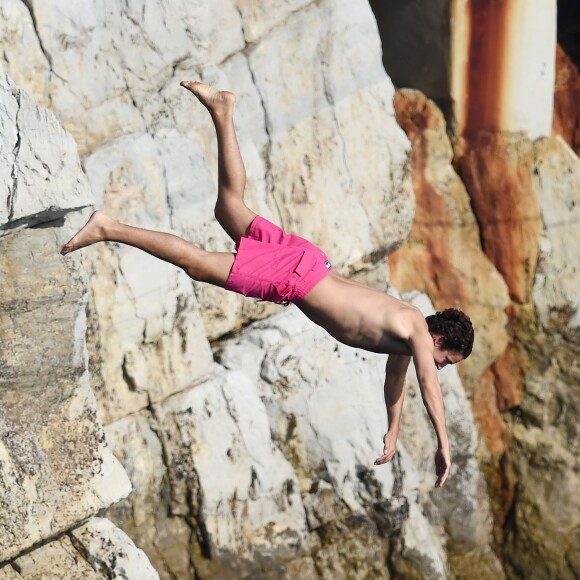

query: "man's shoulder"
xmin=400 ymin=307 xmax=432 ymax=344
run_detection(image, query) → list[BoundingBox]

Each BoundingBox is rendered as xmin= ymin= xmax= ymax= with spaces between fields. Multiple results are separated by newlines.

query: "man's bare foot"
xmin=60 ymin=211 xmax=112 ymax=255
xmin=179 ymin=81 xmax=235 ymax=117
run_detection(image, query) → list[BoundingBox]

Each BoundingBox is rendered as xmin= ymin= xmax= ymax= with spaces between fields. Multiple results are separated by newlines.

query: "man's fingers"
xmin=435 ymin=466 xmax=450 ymax=488
xmin=374 ymin=451 xmax=395 ymax=465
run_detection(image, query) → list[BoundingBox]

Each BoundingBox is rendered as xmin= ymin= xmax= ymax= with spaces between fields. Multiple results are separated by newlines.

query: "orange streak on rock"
xmin=391 ymin=91 xmax=466 ymax=307
xmin=472 ymin=369 xmax=516 ymax=534
xmin=455 ymin=132 xmax=541 ymax=304
xmin=392 ymin=89 xmax=517 ymax=534
xmin=471 ymin=368 xmax=508 ymax=457
xmin=491 ymin=342 xmax=527 ymax=410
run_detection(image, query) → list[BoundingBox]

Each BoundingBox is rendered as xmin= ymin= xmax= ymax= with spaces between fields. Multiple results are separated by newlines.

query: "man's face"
xmin=433 ymin=335 xmax=464 ymax=370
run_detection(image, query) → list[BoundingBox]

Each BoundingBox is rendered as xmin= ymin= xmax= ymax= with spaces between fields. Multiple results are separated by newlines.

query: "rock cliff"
xmin=1 ymin=1 xmax=578 ymax=579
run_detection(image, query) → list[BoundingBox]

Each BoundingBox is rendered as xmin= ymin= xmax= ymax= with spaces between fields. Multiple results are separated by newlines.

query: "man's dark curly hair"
xmin=425 ymin=308 xmax=474 ymax=358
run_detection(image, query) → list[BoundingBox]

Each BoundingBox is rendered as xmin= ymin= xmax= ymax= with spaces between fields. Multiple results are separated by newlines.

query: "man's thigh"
xmin=191 ymin=251 xmax=235 ymax=287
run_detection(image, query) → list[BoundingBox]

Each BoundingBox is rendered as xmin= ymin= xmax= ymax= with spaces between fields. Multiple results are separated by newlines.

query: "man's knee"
xmin=182 ymin=251 xmax=211 ymax=282
xmin=213 ymin=202 xmax=227 ymax=226
xmin=183 ymin=251 xmax=233 ymax=287
xmin=214 ymin=198 xmax=244 ymax=222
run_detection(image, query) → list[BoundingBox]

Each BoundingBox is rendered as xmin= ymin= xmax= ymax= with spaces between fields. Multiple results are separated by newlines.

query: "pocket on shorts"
xmin=293 ymin=251 xmax=315 ymax=277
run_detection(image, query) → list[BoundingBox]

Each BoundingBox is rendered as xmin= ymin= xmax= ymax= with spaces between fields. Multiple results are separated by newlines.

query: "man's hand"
xmin=434 ymin=447 xmax=451 ymax=488
xmin=374 ymin=432 xmax=398 ymax=466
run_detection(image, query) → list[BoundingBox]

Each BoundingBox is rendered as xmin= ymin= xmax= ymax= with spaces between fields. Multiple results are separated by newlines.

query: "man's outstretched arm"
xmin=374 ymin=354 xmax=411 ymax=466
xmin=409 ymin=332 xmax=451 ymax=488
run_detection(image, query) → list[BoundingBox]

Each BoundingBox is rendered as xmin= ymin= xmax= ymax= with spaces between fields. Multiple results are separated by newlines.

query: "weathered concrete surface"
xmin=451 ymin=0 xmax=556 ymax=139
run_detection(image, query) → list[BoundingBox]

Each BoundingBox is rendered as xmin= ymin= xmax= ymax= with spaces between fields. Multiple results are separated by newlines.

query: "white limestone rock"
xmin=103 ymin=412 xmax=193 ymax=579
xmin=0 ymin=72 xmax=129 ymax=562
xmin=0 ymin=0 xmax=51 ymax=107
xmin=81 ymin=133 xmax=215 ymax=422
xmin=0 ymin=565 xmax=21 ymax=579
xmin=71 ymin=517 xmax=159 ymax=580
xmin=218 ymin=299 xmax=492 ymax=573
xmin=2 ymin=0 xmax=413 ymax=341
xmin=501 ymin=135 xmax=580 ymax=578
xmin=219 ymin=309 xmax=396 ymax=511
xmin=247 ymin=0 xmax=413 ymax=267
xmin=5 ymin=518 xmax=158 ymax=579
xmin=392 ymin=502 xmax=447 ymax=579
xmin=532 ymin=137 xmax=580 ymax=329
xmin=153 ymin=370 xmax=310 ymax=577
xmin=0 ymin=212 xmax=131 ymax=564
xmin=1 ymin=0 xmax=417 ymax=572
xmin=0 ymin=69 xmax=92 ymax=234
xmin=0 ymin=0 xmax=245 ymax=155
xmin=10 ymin=535 xmax=102 ymax=579
xmin=235 ymin=0 xmax=314 ymax=43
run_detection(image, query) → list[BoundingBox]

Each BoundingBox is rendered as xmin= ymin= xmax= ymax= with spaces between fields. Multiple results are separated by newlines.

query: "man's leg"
xmin=180 ymin=81 xmax=257 ymax=244
xmin=61 ymin=211 xmax=234 ymax=287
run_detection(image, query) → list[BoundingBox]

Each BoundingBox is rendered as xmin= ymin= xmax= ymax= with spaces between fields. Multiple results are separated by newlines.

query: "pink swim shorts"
xmin=225 ymin=216 xmax=333 ymax=304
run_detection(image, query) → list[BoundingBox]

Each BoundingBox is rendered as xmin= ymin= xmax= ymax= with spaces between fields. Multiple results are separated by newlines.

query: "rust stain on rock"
xmin=391 ymin=90 xmax=467 ymax=308
xmin=455 ymin=132 xmax=541 ymax=304
xmin=491 ymin=342 xmax=527 ymax=410
xmin=471 ymin=368 xmax=508 ymax=457
xmin=391 ymin=89 xmax=511 ymax=398
xmin=471 ymin=368 xmax=516 ymax=537
xmin=392 ymin=89 xmax=521 ymax=544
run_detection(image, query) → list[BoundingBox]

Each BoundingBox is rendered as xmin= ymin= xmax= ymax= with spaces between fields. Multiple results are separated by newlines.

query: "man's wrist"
xmin=436 ymin=435 xmax=449 ymax=450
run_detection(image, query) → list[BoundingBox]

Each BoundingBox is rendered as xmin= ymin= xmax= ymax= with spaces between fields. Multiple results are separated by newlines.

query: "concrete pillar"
xmin=451 ymin=0 xmax=557 ymax=139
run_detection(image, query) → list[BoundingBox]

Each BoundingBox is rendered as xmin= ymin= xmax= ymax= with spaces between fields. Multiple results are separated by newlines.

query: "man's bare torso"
xmin=297 ymin=271 xmax=424 ymax=355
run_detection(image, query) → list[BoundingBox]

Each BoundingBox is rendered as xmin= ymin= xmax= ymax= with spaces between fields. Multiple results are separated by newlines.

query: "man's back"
xmin=297 ymin=271 xmax=425 ymax=355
